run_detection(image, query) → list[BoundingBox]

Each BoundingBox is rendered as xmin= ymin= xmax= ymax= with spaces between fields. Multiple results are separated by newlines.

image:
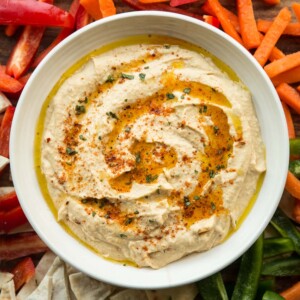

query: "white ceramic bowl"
xmin=10 ymin=11 xmax=289 ymax=289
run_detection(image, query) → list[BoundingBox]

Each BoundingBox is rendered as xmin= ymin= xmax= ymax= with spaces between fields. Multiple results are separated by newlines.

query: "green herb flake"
xmin=124 ymin=217 xmax=133 ymax=225
xmin=166 ymin=92 xmax=175 ymax=100
xmin=79 ymin=134 xmax=86 ymax=141
xmin=105 ymin=75 xmax=115 ymax=83
xmin=139 ymin=73 xmax=146 ymax=80
xmin=81 ymin=199 xmax=88 ymax=204
xmin=193 ymin=195 xmax=200 ymax=200
xmin=209 ymin=170 xmax=215 ymax=178
xmin=66 ymin=147 xmax=77 ymax=156
xmin=78 ymin=97 xmax=88 ymax=103
xmin=106 ymin=111 xmax=119 ymax=120
xmin=98 ymin=136 xmax=102 ymax=140
xmin=134 ymin=210 xmax=139 ymax=214
xmin=135 ymin=152 xmax=141 ymax=164
xmin=216 ymin=164 xmax=225 ymax=170
xmin=213 ymin=126 xmax=219 ymax=134
xmin=120 ymin=233 xmax=127 ymax=238
xmin=183 ymin=87 xmax=191 ymax=94
xmin=164 ymin=44 xmax=171 ymax=49
xmin=145 ymin=174 xmax=158 ymax=183
xmin=211 ymin=202 xmax=216 ymax=211
xmin=144 ymin=66 xmax=149 ymax=69
xmin=125 ymin=126 xmax=131 ymax=133
xmin=65 ymin=161 xmax=72 ymax=166
xmin=92 ymin=211 xmax=96 ymax=217
xmin=184 ymin=196 xmax=191 ymax=208
xmin=194 ymin=170 xmax=199 ymax=174
xmin=121 ymin=73 xmax=134 ymax=80
xmin=75 ymin=105 xmax=86 ymax=115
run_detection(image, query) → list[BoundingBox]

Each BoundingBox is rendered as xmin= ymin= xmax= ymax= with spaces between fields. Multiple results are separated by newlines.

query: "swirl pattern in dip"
xmin=39 ymin=36 xmax=266 ymax=269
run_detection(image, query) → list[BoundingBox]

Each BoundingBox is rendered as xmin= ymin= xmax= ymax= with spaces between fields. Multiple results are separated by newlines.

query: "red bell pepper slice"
xmin=122 ymin=0 xmax=203 ymax=20
xmin=11 ymin=257 xmax=35 ymax=291
xmin=0 ymin=232 xmax=48 ymax=260
xmin=0 ymin=205 xmax=28 ymax=233
xmin=0 ymin=190 xmax=19 ymax=211
xmin=0 ymin=106 xmax=15 ymax=158
xmin=0 ymin=72 xmax=24 ymax=93
xmin=170 ymin=0 xmax=198 ymax=7
xmin=6 ymin=26 xmax=46 ymax=79
xmin=0 ymin=0 xmax=74 ymax=28
xmin=203 ymin=15 xmax=220 ymax=28
xmin=76 ymin=5 xmax=92 ymax=29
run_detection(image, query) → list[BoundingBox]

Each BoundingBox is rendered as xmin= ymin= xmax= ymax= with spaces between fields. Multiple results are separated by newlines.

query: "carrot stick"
xmin=268 ymin=46 xmax=285 ymax=61
xmin=281 ymin=101 xmax=295 ymax=138
xmin=202 ymin=0 xmax=240 ymax=32
xmin=263 ymin=0 xmax=280 ymax=5
xmin=237 ymin=0 xmax=260 ymax=49
xmin=276 ymin=83 xmax=300 ymax=114
xmin=207 ymin=0 xmax=244 ymax=45
xmin=257 ymin=19 xmax=300 ymax=36
xmin=5 ymin=25 xmax=19 ymax=37
xmin=285 ymin=171 xmax=300 ymax=199
xmin=297 ymin=85 xmax=300 ymax=93
xmin=292 ymin=2 xmax=300 ymax=22
xmin=271 ymin=65 xmax=300 ymax=86
xmin=80 ymin=0 xmax=102 ymax=20
xmin=264 ymin=51 xmax=300 ymax=78
xmin=98 ymin=0 xmax=116 ymax=17
xmin=280 ymin=281 xmax=300 ymax=300
xmin=254 ymin=7 xmax=291 ymax=66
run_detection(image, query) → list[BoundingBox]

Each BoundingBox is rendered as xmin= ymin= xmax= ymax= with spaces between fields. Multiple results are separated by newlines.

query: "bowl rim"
xmin=10 ymin=10 xmax=289 ymax=289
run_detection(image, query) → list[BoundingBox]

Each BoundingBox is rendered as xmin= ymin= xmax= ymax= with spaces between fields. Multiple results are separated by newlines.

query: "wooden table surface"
xmin=0 ymin=0 xmax=299 ymax=293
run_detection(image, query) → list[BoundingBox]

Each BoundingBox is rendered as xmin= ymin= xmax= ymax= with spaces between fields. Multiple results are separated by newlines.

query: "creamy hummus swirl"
xmin=41 ymin=40 xmax=266 ymax=268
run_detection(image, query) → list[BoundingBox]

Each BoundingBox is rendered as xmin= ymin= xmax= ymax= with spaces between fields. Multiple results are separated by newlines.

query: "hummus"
xmin=40 ymin=36 xmax=266 ymax=269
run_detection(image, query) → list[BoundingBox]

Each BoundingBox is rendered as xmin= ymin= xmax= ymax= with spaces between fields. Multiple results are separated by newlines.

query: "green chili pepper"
xmin=197 ymin=272 xmax=228 ymax=300
xmin=270 ymin=208 xmax=300 ymax=255
xmin=262 ymin=257 xmax=300 ymax=276
xmin=289 ymin=160 xmax=300 ymax=179
xmin=263 ymin=237 xmax=295 ymax=258
xmin=262 ymin=290 xmax=285 ymax=300
xmin=256 ymin=279 xmax=276 ymax=300
xmin=290 ymin=138 xmax=300 ymax=156
xmin=231 ymin=234 xmax=263 ymax=300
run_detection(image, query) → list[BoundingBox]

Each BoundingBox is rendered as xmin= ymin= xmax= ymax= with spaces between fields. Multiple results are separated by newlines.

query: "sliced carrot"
xmin=297 ymin=85 xmax=300 ymax=92
xmin=80 ymin=0 xmax=102 ymax=20
xmin=280 ymin=281 xmax=300 ymax=300
xmin=281 ymin=101 xmax=295 ymax=139
xmin=257 ymin=19 xmax=300 ymax=36
xmin=139 ymin=0 xmax=168 ymax=2
xmin=237 ymin=0 xmax=260 ymax=49
xmin=292 ymin=2 xmax=300 ymax=22
xmin=272 ymin=65 xmax=300 ymax=86
xmin=254 ymin=7 xmax=291 ymax=66
xmin=99 ymin=0 xmax=116 ymax=16
xmin=207 ymin=0 xmax=244 ymax=45
xmin=5 ymin=25 xmax=19 ymax=37
xmin=263 ymin=0 xmax=280 ymax=5
xmin=285 ymin=171 xmax=300 ymax=199
xmin=268 ymin=46 xmax=285 ymax=61
xmin=293 ymin=200 xmax=300 ymax=225
xmin=202 ymin=0 xmax=240 ymax=32
xmin=264 ymin=51 xmax=300 ymax=78
xmin=276 ymin=83 xmax=300 ymax=114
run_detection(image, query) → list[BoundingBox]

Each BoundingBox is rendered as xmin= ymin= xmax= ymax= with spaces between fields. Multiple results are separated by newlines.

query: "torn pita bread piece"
xmin=69 ymin=272 xmax=117 ymax=300
xmin=17 ymin=251 xmax=56 ymax=300
xmin=0 ymin=272 xmax=13 ymax=289
xmin=0 ymin=279 xmax=16 ymax=300
xmin=110 ymin=289 xmax=148 ymax=300
xmin=146 ymin=283 xmax=198 ymax=300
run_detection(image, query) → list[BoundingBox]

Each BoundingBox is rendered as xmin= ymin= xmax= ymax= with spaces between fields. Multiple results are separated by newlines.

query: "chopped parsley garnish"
xmin=124 ymin=217 xmax=133 ymax=225
xmin=213 ymin=126 xmax=220 ymax=134
xmin=99 ymin=198 xmax=109 ymax=208
xmin=66 ymin=147 xmax=77 ymax=155
xmin=98 ymin=136 xmax=102 ymax=140
xmin=92 ymin=211 xmax=96 ymax=217
xmin=209 ymin=170 xmax=216 ymax=178
xmin=134 ymin=210 xmax=139 ymax=214
xmin=144 ymin=66 xmax=149 ymax=69
xmin=120 ymin=234 xmax=127 ymax=238
xmin=164 ymin=44 xmax=171 ymax=49
xmin=121 ymin=73 xmax=134 ymax=80
xmin=166 ymin=92 xmax=175 ymax=100
xmin=211 ymin=202 xmax=216 ymax=211
xmin=184 ymin=196 xmax=191 ymax=208
xmin=75 ymin=105 xmax=86 ymax=115
xmin=216 ymin=164 xmax=225 ymax=170
xmin=135 ymin=152 xmax=141 ymax=164
xmin=79 ymin=134 xmax=86 ymax=141
xmin=105 ymin=75 xmax=115 ymax=83
xmin=106 ymin=111 xmax=119 ymax=120
xmin=81 ymin=199 xmax=88 ymax=204
xmin=199 ymin=105 xmax=208 ymax=114
xmin=125 ymin=126 xmax=131 ymax=133
xmin=194 ymin=170 xmax=199 ymax=174
xmin=145 ymin=174 xmax=158 ymax=183
xmin=183 ymin=87 xmax=191 ymax=94
xmin=139 ymin=73 xmax=146 ymax=80
xmin=193 ymin=195 xmax=200 ymax=200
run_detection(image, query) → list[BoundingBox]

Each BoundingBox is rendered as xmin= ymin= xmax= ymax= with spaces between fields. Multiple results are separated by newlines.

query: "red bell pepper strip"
xmin=0 ymin=72 xmax=24 ymax=93
xmin=0 ymin=106 xmax=15 ymax=158
xmin=203 ymin=15 xmax=220 ymax=28
xmin=0 ymin=232 xmax=48 ymax=260
xmin=170 ymin=0 xmax=198 ymax=7
xmin=5 ymin=24 xmax=19 ymax=37
xmin=6 ymin=26 xmax=46 ymax=79
xmin=121 ymin=0 xmax=203 ymax=20
xmin=0 ymin=0 xmax=74 ymax=28
xmin=0 ymin=191 xmax=19 ymax=211
xmin=11 ymin=257 xmax=35 ymax=291
xmin=76 ymin=5 xmax=92 ymax=29
xmin=0 ymin=205 xmax=28 ymax=233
